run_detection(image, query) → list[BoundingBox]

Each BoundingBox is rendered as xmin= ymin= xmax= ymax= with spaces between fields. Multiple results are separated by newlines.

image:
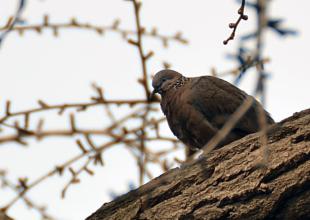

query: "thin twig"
xmin=0 ymin=98 xmax=159 ymax=124
xmin=212 ymin=57 xmax=270 ymax=77
xmin=127 ymin=0 xmax=152 ymax=99
xmin=254 ymin=0 xmax=270 ymax=167
xmin=223 ymin=0 xmax=248 ymax=45
xmin=0 ymin=172 xmax=56 ymax=219
xmin=202 ymin=96 xmax=254 ymax=154
xmin=0 ymin=16 xmax=188 ymax=46
xmin=0 ymin=114 xmax=169 ymax=211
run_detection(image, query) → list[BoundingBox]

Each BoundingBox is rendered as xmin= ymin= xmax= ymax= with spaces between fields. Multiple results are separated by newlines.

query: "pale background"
xmin=0 ymin=0 xmax=309 ymax=219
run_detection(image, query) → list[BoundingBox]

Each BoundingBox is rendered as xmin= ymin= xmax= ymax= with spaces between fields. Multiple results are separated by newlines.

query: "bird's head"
xmin=151 ymin=70 xmax=182 ymax=98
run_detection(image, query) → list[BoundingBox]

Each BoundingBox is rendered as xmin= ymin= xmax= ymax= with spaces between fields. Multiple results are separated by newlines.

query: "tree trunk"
xmin=86 ymin=109 xmax=310 ymax=220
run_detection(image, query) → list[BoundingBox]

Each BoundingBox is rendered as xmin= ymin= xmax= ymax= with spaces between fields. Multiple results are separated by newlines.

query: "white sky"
xmin=0 ymin=0 xmax=309 ymax=219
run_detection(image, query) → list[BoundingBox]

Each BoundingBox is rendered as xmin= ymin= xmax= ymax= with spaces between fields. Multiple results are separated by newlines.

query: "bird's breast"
xmin=160 ymin=87 xmax=218 ymax=150
xmin=161 ymin=90 xmax=192 ymax=140
xmin=161 ymin=89 xmax=185 ymax=118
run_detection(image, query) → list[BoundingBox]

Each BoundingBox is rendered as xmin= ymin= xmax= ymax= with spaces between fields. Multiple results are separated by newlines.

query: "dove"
xmin=151 ymin=69 xmax=274 ymax=156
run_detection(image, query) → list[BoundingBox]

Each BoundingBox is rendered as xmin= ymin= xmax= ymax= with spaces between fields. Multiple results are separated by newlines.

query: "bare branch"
xmin=223 ymin=0 xmax=248 ymax=45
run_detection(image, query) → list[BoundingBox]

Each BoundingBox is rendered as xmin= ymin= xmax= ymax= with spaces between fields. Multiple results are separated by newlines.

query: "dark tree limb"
xmin=86 ymin=109 xmax=310 ymax=220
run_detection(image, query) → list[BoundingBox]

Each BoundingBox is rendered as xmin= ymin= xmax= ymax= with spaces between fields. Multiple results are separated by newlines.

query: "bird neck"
xmin=160 ymin=76 xmax=190 ymax=115
xmin=161 ymin=76 xmax=190 ymax=96
xmin=172 ymin=76 xmax=190 ymax=90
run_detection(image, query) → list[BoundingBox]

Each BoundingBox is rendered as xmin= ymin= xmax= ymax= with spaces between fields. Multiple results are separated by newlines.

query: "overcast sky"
xmin=0 ymin=0 xmax=309 ymax=219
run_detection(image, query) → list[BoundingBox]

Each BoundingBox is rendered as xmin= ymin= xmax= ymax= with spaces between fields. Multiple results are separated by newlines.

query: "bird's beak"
xmin=150 ymin=88 xmax=158 ymax=100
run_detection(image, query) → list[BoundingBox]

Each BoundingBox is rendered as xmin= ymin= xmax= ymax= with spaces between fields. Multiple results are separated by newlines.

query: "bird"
xmin=151 ymin=69 xmax=275 ymax=156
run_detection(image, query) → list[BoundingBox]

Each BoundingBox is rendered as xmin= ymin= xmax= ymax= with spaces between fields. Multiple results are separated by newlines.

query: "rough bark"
xmin=86 ymin=109 xmax=310 ymax=220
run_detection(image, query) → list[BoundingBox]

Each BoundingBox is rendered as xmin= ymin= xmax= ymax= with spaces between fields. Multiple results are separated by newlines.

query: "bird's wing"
xmin=189 ymin=76 xmax=263 ymax=135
